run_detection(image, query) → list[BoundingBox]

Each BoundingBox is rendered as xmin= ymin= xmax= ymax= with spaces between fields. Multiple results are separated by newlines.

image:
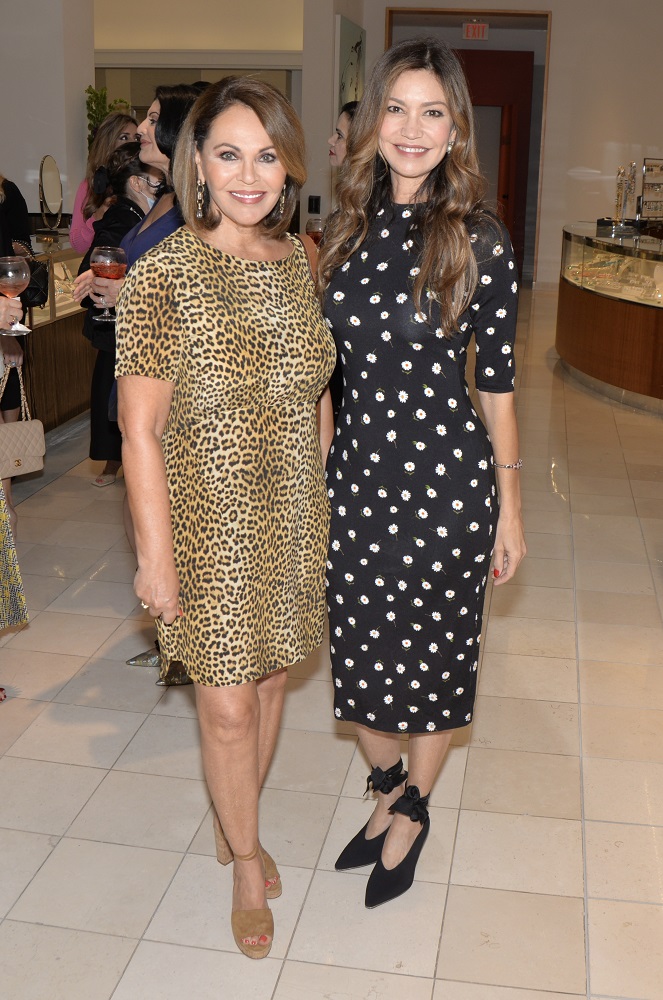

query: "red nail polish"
xmin=493 ymin=568 xmax=500 ymax=578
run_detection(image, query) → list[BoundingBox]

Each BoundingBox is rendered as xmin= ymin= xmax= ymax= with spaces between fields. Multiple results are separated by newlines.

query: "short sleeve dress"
xmin=324 ymin=207 xmax=518 ymax=733
xmin=115 ymin=227 xmax=336 ymax=686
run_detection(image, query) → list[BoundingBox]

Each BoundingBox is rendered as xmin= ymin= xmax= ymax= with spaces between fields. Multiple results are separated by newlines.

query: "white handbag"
xmin=0 ymin=365 xmax=45 ymax=479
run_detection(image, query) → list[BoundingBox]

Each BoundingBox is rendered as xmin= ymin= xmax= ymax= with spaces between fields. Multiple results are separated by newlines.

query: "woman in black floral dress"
xmin=318 ymin=37 xmax=526 ymax=908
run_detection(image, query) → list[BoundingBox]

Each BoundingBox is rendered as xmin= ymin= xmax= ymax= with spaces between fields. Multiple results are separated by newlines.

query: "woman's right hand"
xmin=0 ymin=297 xmax=22 ymax=329
xmin=134 ymin=561 xmax=181 ymax=625
xmin=73 ymin=269 xmax=124 ymax=306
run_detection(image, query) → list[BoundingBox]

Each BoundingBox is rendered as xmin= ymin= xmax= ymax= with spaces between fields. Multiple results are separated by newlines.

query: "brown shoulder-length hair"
xmin=83 ymin=112 xmax=137 ymax=219
xmin=174 ymin=76 xmax=306 ymax=239
xmin=319 ymin=37 xmax=489 ymax=337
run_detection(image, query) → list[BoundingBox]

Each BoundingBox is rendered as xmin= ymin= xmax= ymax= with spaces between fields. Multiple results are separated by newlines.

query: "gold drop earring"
xmin=196 ymin=179 xmax=205 ymax=219
xmin=278 ymin=184 xmax=286 ymax=216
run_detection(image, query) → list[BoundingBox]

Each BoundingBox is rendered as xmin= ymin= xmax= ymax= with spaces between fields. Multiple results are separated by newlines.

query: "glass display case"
xmin=561 ymin=223 xmax=663 ymax=308
xmin=28 ymin=237 xmax=84 ymax=328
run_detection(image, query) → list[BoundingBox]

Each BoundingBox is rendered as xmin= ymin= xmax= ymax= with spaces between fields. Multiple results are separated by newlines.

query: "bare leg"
xmin=255 ymin=667 xmax=288 ymax=786
xmin=195 ymin=680 xmax=270 ymax=947
xmin=102 ymin=459 xmax=121 ymax=477
xmin=380 ymin=729 xmax=453 ymax=869
xmin=353 ymin=724 xmax=405 ymax=839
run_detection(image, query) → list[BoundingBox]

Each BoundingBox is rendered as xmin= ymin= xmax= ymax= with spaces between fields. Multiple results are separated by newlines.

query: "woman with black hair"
xmin=78 ymin=142 xmax=161 ymax=486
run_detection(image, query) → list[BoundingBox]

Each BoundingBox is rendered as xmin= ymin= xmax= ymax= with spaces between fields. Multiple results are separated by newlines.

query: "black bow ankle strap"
xmin=365 ymin=757 xmax=408 ymax=796
xmin=390 ymin=784 xmax=430 ymax=824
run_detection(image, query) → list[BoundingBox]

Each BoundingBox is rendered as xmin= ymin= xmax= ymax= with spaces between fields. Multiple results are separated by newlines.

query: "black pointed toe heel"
xmin=335 ymin=758 xmax=408 ymax=871
xmin=364 ymin=784 xmax=430 ymax=908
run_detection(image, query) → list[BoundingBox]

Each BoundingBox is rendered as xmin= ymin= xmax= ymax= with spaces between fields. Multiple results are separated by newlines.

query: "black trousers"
xmin=90 ymin=348 xmax=122 ymax=463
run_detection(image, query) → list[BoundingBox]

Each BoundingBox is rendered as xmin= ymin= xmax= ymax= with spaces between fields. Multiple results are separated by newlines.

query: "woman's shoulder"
xmin=465 ymin=211 xmax=512 ymax=262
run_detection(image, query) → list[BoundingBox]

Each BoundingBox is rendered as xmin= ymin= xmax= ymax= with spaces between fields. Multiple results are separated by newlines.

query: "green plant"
xmin=85 ymin=85 xmax=132 ymax=149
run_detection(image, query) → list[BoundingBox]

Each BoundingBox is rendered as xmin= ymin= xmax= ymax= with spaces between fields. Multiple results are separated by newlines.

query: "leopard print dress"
xmin=115 ymin=227 xmax=336 ymax=685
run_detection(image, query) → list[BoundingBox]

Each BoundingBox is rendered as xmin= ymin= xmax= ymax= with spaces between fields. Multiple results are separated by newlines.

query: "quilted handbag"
xmin=0 ymin=366 xmax=45 ymax=479
xmin=0 ymin=483 xmax=28 ymax=630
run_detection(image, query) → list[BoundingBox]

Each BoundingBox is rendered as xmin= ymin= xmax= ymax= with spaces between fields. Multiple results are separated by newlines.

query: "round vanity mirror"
xmin=39 ymin=155 xmax=63 ymax=230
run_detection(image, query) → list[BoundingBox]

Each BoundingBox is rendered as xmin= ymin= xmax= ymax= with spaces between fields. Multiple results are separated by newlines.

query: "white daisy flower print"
xmin=453 ymin=449 xmax=463 ymax=459
xmin=437 ymin=526 xmax=448 ymax=537
xmin=370 ymin=543 xmax=380 ymax=552
xmin=370 ymin=452 xmax=380 ymax=463
xmin=380 ymin=229 xmax=390 ymax=238
xmin=401 ymin=360 xmax=412 ymax=372
xmin=388 ymin=524 xmax=398 ymax=534
xmin=424 ymin=387 xmax=434 ymax=397
xmin=381 ymin=331 xmax=392 ymax=342
xmin=404 ymin=461 xmax=415 ymax=473
xmin=452 ymin=500 xmax=463 ymax=511
xmin=396 ymin=293 xmax=407 ymax=303
xmin=469 ymin=522 xmax=479 ymax=531
xmin=333 ymin=291 xmax=345 ymax=301
xmin=427 ymin=487 xmax=437 ymax=498
xmin=377 ymin=487 xmax=387 ymax=497
xmin=415 ymin=409 xmax=426 ymax=420
xmin=448 ymin=398 xmax=458 ymax=409
xmin=417 ymin=508 xmax=428 ymax=519
xmin=481 ymin=274 xmax=492 ymax=285
xmin=386 ymin=430 xmax=397 ymax=442
xmin=370 ymin=294 xmax=381 ymax=304
xmin=387 ymin=409 xmax=395 ymax=418
xmin=376 ymin=390 xmax=385 ymax=401
xmin=436 ymin=424 xmax=447 ymax=436
xmin=366 ymin=353 xmax=377 ymax=363
xmin=361 ymin=506 xmax=372 ymax=516
xmin=502 ymin=344 xmax=512 ymax=354
xmin=493 ymin=243 xmax=504 ymax=256
xmin=387 ymin=611 xmax=396 ymax=621
xmin=435 ymin=464 xmax=446 ymax=476
xmin=496 ymin=308 xmax=507 ymax=318
xmin=349 ymin=316 xmax=361 ymax=326
xmin=398 ymin=391 xmax=408 ymax=402
xmin=432 ymin=363 xmax=442 ymax=374
xmin=341 ymin=261 xmax=350 ymax=271
xmin=377 ymin=262 xmax=388 ymax=271
xmin=401 ymin=490 xmax=411 ymax=501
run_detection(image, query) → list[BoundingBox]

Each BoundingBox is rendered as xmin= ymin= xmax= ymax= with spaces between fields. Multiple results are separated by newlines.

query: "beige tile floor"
xmin=1 ymin=287 xmax=663 ymax=999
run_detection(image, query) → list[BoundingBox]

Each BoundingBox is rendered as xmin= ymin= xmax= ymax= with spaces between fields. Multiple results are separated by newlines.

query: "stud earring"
xmin=278 ymin=184 xmax=286 ymax=216
xmin=196 ymin=179 xmax=205 ymax=219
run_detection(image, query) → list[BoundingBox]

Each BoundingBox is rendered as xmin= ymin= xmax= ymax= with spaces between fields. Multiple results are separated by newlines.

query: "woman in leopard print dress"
xmin=115 ymin=78 xmax=335 ymax=959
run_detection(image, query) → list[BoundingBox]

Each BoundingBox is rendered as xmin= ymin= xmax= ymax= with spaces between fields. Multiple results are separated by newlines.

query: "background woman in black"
xmin=0 ymin=170 xmax=31 ymax=534
xmin=78 ymin=143 xmax=161 ymax=487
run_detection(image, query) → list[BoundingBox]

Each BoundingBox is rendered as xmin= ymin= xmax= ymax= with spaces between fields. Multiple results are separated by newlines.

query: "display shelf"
xmin=556 ymin=224 xmax=663 ymax=407
xmin=561 ymin=224 xmax=663 ymax=308
xmin=28 ymin=237 xmax=84 ymax=328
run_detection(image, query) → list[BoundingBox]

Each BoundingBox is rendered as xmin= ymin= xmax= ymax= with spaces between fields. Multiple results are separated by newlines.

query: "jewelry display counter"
xmin=25 ymin=238 xmax=95 ymax=432
xmin=555 ymin=224 xmax=663 ymax=408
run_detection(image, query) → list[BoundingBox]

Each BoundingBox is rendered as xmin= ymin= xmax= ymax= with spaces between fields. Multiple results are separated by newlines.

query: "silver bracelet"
xmin=494 ymin=458 xmax=523 ymax=470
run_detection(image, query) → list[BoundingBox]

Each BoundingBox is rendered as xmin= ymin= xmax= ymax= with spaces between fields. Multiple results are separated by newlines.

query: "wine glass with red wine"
xmin=0 ymin=256 xmax=31 ymax=335
xmin=90 ymin=246 xmax=127 ymax=323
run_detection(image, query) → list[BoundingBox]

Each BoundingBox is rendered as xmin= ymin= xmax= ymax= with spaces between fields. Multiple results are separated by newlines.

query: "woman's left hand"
xmin=2 ymin=335 xmax=23 ymax=367
xmin=492 ymin=510 xmax=526 ymax=585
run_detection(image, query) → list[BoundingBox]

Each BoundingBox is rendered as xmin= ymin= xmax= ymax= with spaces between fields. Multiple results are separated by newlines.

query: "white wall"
xmin=0 ymin=0 xmax=94 ymax=213
xmin=94 ymin=0 xmax=303 ymax=50
xmin=360 ymin=0 xmax=663 ymax=286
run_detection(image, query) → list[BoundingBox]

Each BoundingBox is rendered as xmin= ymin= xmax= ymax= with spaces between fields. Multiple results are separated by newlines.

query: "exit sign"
xmin=462 ymin=22 xmax=489 ymax=40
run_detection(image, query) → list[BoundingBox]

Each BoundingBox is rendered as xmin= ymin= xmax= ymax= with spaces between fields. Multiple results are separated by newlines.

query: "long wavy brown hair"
xmin=318 ymin=37 xmax=490 ymax=337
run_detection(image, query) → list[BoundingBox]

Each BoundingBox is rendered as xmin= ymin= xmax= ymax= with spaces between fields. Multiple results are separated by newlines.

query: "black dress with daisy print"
xmin=324 ymin=206 xmax=518 ymax=734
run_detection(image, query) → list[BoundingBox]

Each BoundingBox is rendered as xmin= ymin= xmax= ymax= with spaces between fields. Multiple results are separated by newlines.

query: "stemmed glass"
xmin=90 ymin=246 xmax=127 ymax=323
xmin=0 ymin=256 xmax=31 ymax=335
